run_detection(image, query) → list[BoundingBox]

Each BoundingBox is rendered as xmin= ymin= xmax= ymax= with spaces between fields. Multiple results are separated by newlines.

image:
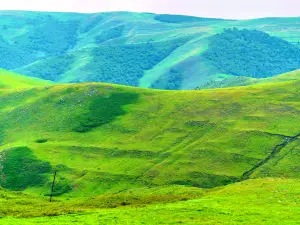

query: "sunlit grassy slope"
xmin=0 ymin=70 xmax=300 ymax=224
xmin=2 ymin=178 xmax=300 ymax=224
xmin=0 ymin=69 xmax=51 ymax=89
xmin=1 ymin=70 xmax=300 ymax=196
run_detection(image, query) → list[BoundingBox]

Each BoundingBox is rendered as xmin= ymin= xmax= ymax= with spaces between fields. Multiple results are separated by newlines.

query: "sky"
xmin=0 ymin=0 xmax=299 ymax=19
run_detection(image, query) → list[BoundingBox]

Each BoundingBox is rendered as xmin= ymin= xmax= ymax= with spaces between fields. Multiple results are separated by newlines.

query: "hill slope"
xmin=0 ymin=70 xmax=300 ymax=224
xmin=2 ymin=178 xmax=300 ymax=224
xmin=0 ymin=11 xmax=298 ymax=89
xmin=0 ymin=69 xmax=51 ymax=89
xmin=0 ymin=70 xmax=299 ymax=198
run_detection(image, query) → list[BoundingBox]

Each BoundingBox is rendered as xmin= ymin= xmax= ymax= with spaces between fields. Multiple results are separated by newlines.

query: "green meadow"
xmin=0 ymin=69 xmax=300 ymax=224
xmin=2 ymin=178 xmax=300 ymax=224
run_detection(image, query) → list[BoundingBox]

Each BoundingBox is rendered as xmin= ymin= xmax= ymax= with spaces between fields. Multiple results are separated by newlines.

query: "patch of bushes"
xmin=0 ymin=17 xmax=79 ymax=70
xmin=35 ymin=139 xmax=48 ymax=144
xmin=0 ymin=36 xmax=38 ymax=69
xmin=0 ymin=147 xmax=51 ymax=190
xmin=95 ymin=25 xmax=125 ymax=44
xmin=18 ymin=19 xmax=80 ymax=56
xmin=73 ymin=92 xmax=139 ymax=132
xmin=151 ymin=67 xmax=183 ymax=90
xmin=45 ymin=178 xmax=72 ymax=196
xmin=172 ymin=172 xmax=239 ymax=188
xmin=84 ymin=37 xmax=190 ymax=86
xmin=203 ymin=28 xmax=300 ymax=78
xmin=16 ymin=37 xmax=190 ymax=85
xmin=16 ymin=54 xmax=75 ymax=81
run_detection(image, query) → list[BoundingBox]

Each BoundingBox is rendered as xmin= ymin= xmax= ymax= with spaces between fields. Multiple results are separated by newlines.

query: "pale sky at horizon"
xmin=0 ymin=0 xmax=299 ymax=19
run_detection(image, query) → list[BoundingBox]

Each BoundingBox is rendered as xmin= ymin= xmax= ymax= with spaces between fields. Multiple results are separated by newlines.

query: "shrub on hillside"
xmin=16 ymin=54 xmax=75 ymax=81
xmin=95 ymin=25 xmax=125 ymax=44
xmin=151 ymin=67 xmax=183 ymax=90
xmin=0 ymin=147 xmax=51 ymax=191
xmin=73 ymin=92 xmax=139 ymax=133
xmin=84 ymin=37 xmax=190 ymax=86
xmin=19 ymin=19 xmax=79 ymax=56
xmin=0 ymin=36 xmax=37 ymax=69
xmin=203 ymin=28 xmax=300 ymax=78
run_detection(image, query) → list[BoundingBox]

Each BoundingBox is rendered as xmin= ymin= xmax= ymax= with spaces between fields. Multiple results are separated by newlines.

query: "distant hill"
xmin=0 ymin=11 xmax=298 ymax=89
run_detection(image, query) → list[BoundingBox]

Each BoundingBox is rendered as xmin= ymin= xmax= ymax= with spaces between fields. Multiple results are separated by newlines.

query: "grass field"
xmin=1 ymin=178 xmax=300 ymax=224
xmin=0 ymin=69 xmax=300 ymax=223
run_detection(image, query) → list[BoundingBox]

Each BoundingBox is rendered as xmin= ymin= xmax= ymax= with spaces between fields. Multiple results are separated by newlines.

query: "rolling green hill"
xmin=1 ymin=70 xmax=300 ymax=194
xmin=0 ymin=11 xmax=298 ymax=89
xmin=0 ymin=69 xmax=300 ymax=224
xmin=0 ymin=69 xmax=51 ymax=89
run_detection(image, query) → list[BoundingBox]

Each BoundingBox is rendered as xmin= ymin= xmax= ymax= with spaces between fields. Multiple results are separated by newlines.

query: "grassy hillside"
xmin=0 ymin=11 xmax=297 ymax=89
xmin=0 ymin=70 xmax=300 ymax=223
xmin=0 ymin=69 xmax=51 ymax=89
xmin=1 ymin=70 xmax=300 ymax=195
xmin=2 ymin=178 xmax=300 ymax=224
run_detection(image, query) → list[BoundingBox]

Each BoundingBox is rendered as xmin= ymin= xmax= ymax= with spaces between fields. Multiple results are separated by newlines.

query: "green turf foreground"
xmin=1 ymin=178 xmax=300 ymax=224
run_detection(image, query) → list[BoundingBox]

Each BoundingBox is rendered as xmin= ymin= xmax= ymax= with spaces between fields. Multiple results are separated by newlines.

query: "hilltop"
xmin=0 ymin=11 xmax=298 ymax=89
